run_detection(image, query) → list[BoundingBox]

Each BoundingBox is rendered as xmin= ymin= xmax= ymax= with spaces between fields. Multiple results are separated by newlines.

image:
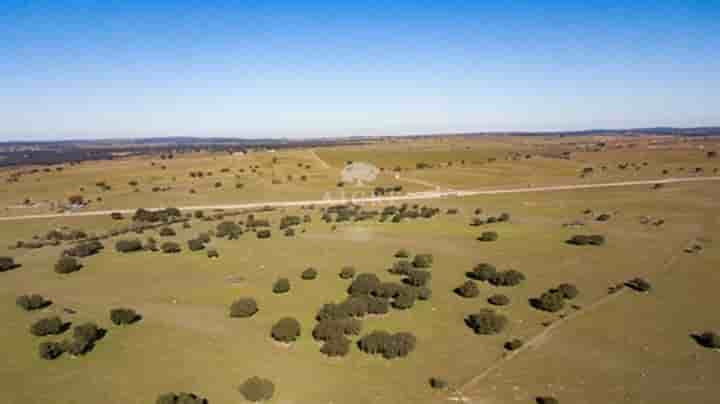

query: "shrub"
xmin=110 ymin=308 xmax=140 ymax=325
xmin=273 ymin=278 xmax=290 ymax=294
xmin=73 ymin=322 xmax=102 ymax=344
xmin=348 ymin=273 xmax=381 ymax=296
xmin=412 ymin=254 xmax=433 ymax=268
xmin=197 ymin=233 xmax=211 ymax=243
xmin=498 ymin=212 xmax=511 ymax=222
xmin=38 ymin=341 xmax=64 ymax=360
xmin=536 ymin=397 xmax=559 ymax=404
xmin=271 ymin=317 xmax=301 ymax=343
xmin=115 ymin=239 xmax=143 ymax=253
xmin=159 ymin=227 xmax=176 ymax=237
xmin=556 ymin=283 xmax=579 ymax=299
xmin=404 ymin=269 xmax=431 ymax=287
xmin=392 ymin=288 xmax=417 ymax=309
xmin=488 ymin=294 xmax=510 ymax=306
xmin=230 ymin=298 xmax=258 ymax=318
xmin=187 ymin=239 xmax=205 ymax=251
xmin=429 ymin=377 xmax=448 ymax=389
xmin=0 ymin=256 xmax=18 ymax=271
xmin=284 ymin=228 xmax=295 ymax=237
xmin=416 ymin=286 xmax=432 ymax=300
xmin=30 ymin=316 xmax=64 ymax=336
xmin=161 ymin=242 xmax=181 ymax=253
xmin=389 ymin=260 xmax=413 ymax=275
xmin=455 ymin=281 xmax=480 ymax=298
xmin=567 ymin=234 xmax=605 ymax=246
xmin=531 ymin=291 xmax=566 ymax=312
xmin=504 ymin=338 xmax=524 ymax=351
xmin=63 ymin=338 xmax=92 ymax=356
xmin=54 ymin=257 xmax=81 ymax=274
xmin=320 ymin=336 xmax=351 ymax=357
xmin=216 ymin=221 xmax=242 ymax=238
xmin=256 ymin=229 xmax=271 ymax=239
xmin=468 ymin=263 xmax=497 ymax=281
xmin=156 ymin=392 xmax=208 ymax=404
xmin=207 ymin=249 xmax=219 ymax=259
xmin=339 ymin=266 xmax=356 ymax=279
xmin=478 ymin=231 xmax=498 ymax=241
xmin=238 ymin=377 xmax=275 ymax=402
xmin=466 ymin=309 xmax=507 ymax=335
xmin=64 ymin=240 xmax=104 ymax=257
xmin=695 ymin=332 xmax=720 ymax=349
xmin=373 ymin=282 xmax=404 ymax=299
xmin=301 ymin=267 xmax=318 ymax=280
xmin=489 ymin=270 xmax=525 ymax=287
xmin=358 ymin=331 xmax=417 ymax=359
xmin=394 ymin=249 xmax=410 ymax=258
xmin=596 ymin=213 xmax=611 ymax=221
xmin=626 ymin=277 xmax=651 ymax=292
xmin=16 ymin=294 xmax=50 ymax=311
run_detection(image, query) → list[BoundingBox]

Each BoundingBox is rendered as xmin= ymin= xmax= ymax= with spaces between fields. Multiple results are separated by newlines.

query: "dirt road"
xmin=1 ymin=176 xmax=718 ymax=222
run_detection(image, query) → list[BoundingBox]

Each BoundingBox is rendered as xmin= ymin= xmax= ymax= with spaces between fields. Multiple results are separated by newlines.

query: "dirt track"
xmin=1 ymin=176 xmax=718 ymax=222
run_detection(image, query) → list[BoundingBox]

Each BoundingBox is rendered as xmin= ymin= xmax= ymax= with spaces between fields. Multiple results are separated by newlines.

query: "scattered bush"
xmin=30 ymin=316 xmax=64 ymax=336
xmin=466 ymin=309 xmax=507 ymax=335
xmin=596 ymin=213 xmax=611 ymax=221
xmin=187 ymin=239 xmax=205 ymax=251
xmin=392 ymin=288 xmax=417 ymax=310
xmin=536 ymin=397 xmax=559 ymax=404
xmin=488 ymin=294 xmax=510 ymax=306
xmin=115 ymin=239 xmax=143 ymax=253
xmin=238 ymin=377 xmax=275 ymax=402
xmin=320 ymin=336 xmax=351 ymax=357
xmin=159 ymin=227 xmax=176 ymax=237
xmin=38 ymin=341 xmax=64 ymax=360
xmin=555 ymin=283 xmax=579 ymax=299
xmin=216 ymin=221 xmax=242 ymax=238
xmin=271 ymin=317 xmax=301 ymax=343
xmin=301 ymin=267 xmax=318 ymax=280
xmin=694 ymin=332 xmax=720 ymax=349
xmin=455 ymin=281 xmax=480 ymax=298
xmin=256 ymin=229 xmax=271 ymax=239
xmin=478 ymin=231 xmax=499 ymax=241
xmin=416 ymin=286 xmax=432 ymax=300
xmin=531 ymin=291 xmax=566 ymax=312
xmin=348 ymin=273 xmax=381 ymax=296
xmin=54 ymin=257 xmax=81 ymax=274
xmin=504 ymin=338 xmax=524 ymax=351
xmin=404 ymin=269 xmax=431 ymax=287
xmin=73 ymin=322 xmax=102 ymax=344
xmin=626 ymin=277 xmax=651 ymax=292
xmin=389 ymin=260 xmax=413 ymax=275
xmin=468 ymin=263 xmax=497 ymax=281
xmin=429 ymin=377 xmax=448 ymax=389
xmin=567 ymin=234 xmax=605 ymax=246
xmin=412 ymin=254 xmax=433 ymax=268
xmin=339 ymin=266 xmax=356 ymax=279
xmin=64 ymin=240 xmax=104 ymax=257
xmin=273 ymin=278 xmax=290 ymax=294
xmin=0 ymin=256 xmax=18 ymax=271
xmin=110 ymin=308 xmax=140 ymax=325
xmin=207 ymin=249 xmax=219 ymax=259
xmin=489 ymin=269 xmax=525 ymax=287
xmin=156 ymin=392 xmax=208 ymax=404
xmin=394 ymin=249 xmax=410 ymax=258
xmin=358 ymin=331 xmax=417 ymax=359
xmin=161 ymin=242 xmax=181 ymax=253
xmin=16 ymin=294 xmax=50 ymax=311
xmin=230 ymin=298 xmax=258 ymax=318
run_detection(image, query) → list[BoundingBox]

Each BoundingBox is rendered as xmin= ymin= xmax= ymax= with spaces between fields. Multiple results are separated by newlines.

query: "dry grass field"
xmin=1 ymin=136 xmax=719 ymax=404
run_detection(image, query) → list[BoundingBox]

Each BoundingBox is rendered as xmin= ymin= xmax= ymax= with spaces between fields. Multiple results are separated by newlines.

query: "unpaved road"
xmin=1 ymin=176 xmax=718 ymax=222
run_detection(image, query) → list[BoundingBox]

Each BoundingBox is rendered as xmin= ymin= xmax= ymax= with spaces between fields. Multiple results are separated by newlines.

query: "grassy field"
xmin=1 ymin=136 xmax=720 ymax=404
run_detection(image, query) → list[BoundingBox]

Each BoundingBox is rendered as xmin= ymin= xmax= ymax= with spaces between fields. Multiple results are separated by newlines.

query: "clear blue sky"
xmin=1 ymin=0 xmax=718 ymax=140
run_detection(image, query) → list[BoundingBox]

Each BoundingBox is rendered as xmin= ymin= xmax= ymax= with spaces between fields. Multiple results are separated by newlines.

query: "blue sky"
xmin=1 ymin=0 xmax=718 ymax=140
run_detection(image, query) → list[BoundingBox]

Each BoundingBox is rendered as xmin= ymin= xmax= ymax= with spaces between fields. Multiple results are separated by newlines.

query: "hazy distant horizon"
xmin=1 ymin=1 xmax=718 ymax=141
